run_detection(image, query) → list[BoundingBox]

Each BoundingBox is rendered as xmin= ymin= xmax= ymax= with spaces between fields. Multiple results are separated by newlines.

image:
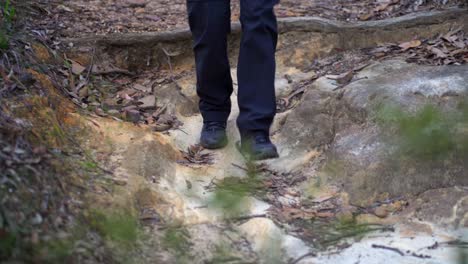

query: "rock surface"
xmin=79 ymin=59 xmax=468 ymax=263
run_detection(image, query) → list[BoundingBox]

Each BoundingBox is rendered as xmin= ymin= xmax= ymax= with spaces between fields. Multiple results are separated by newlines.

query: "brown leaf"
xmin=428 ymin=46 xmax=448 ymax=58
xmin=398 ymin=40 xmax=421 ymax=51
xmin=326 ymin=71 xmax=354 ymax=85
xmin=374 ymin=3 xmax=391 ymax=12
xmin=359 ymin=12 xmax=374 ymax=21
xmin=70 ymin=60 xmax=86 ymax=75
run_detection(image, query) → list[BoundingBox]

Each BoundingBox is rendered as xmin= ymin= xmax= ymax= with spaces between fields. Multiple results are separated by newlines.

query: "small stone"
xmin=138 ymin=95 xmax=156 ymax=110
xmin=113 ymin=178 xmax=128 ymax=186
xmin=31 ymin=213 xmax=43 ymax=225
xmin=118 ymin=88 xmax=138 ymax=98
xmin=133 ymin=83 xmax=151 ymax=92
xmin=135 ymin=8 xmax=145 ymax=14
xmin=374 ymin=206 xmax=389 ymax=218
xmin=95 ymin=108 xmax=107 ymax=117
xmin=107 ymin=109 xmax=120 ymax=115
xmin=78 ymin=87 xmax=89 ymax=98
xmin=102 ymin=98 xmax=121 ymax=110
xmin=124 ymin=0 xmax=148 ymax=8
xmin=124 ymin=109 xmax=141 ymax=123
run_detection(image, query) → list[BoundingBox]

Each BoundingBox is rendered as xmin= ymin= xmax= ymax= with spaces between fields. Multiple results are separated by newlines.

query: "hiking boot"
xmin=236 ymin=132 xmax=279 ymax=160
xmin=200 ymin=121 xmax=228 ymax=149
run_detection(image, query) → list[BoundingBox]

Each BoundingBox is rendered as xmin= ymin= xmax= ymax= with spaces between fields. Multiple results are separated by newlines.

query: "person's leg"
xmin=187 ymin=0 xmax=233 ymax=123
xmin=237 ymin=0 xmax=279 ymax=137
xmin=236 ymin=0 xmax=279 ymax=159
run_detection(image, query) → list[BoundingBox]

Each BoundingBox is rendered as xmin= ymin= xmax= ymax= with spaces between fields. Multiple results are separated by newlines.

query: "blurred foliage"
xmin=0 ymin=229 xmax=16 ymax=260
xmin=375 ymin=103 xmax=468 ymax=159
xmin=38 ymin=235 xmax=77 ymax=263
xmin=2 ymin=0 xmax=15 ymax=24
xmin=295 ymin=216 xmax=391 ymax=250
xmin=207 ymin=242 xmax=245 ymax=264
xmin=88 ymin=209 xmax=140 ymax=250
xmin=208 ymin=162 xmax=265 ymax=218
xmin=0 ymin=30 xmax=8 ymax=49
xmin=0 ymin=0 xmax=16 ymax=50
xmin=162 ymin=226 xmax=191 ymax=263
xmin=458 ymin=248 xmax=468 ymax=264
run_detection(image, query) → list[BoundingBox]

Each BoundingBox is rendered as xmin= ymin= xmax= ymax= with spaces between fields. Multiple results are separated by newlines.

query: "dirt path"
xmin=44 ymin=4 xmax=467 ymax=262
xmin=31 ymin=0 xmax=465 ymax=37
xmin=78 ymin=56 xmax=468 ymax=263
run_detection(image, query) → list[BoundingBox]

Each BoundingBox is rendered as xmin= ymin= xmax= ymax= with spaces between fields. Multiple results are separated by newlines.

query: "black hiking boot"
xmin=236 ymin=132 xmax=279 ymax=161
xmin=200 ymin=121 xmax=228 ymax=149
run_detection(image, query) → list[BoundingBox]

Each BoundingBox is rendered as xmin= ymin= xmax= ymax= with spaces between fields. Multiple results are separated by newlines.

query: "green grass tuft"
xmin=89 ymin=209 xmax=139 ymax=249
xmin=376 ymin=103 xmax=468 ymax=160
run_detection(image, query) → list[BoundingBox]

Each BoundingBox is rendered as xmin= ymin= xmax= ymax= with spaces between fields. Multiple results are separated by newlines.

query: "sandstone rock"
xmin=401 ymin=187 xmax=468 ymax=229
xmin=138 ymin=95 xmax=156 ymax=110
xmin=374 ymin=206 xmax=389 ymax=218
xmin=328 ymin=61 xmax=468 ymax=206
xmin=283 ymin=60 xmax=468 ymax=206
xmin=153 ymin=83 xmax=198 ymax=116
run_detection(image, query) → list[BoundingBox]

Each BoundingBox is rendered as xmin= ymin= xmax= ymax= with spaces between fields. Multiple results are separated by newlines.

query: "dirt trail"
xmin=56 ymin=6 xmax=468 ymax=264
xmin=77 ymin=60 xmax=468 ymax=264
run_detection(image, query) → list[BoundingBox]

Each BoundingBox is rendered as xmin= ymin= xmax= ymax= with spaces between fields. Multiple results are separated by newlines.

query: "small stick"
xmin=232 ymin=163 xmax=248 ymax=171
xmin=289 ymin=252 xmax=317 ymax=264
xmin=372 ymin=244 xmax=404 ymax=256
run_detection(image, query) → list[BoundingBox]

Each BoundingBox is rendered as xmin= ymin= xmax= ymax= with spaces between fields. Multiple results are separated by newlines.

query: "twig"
xmin=85 ymin=46 xmax=96 ymax=83
xmin=176 ymin=128 xmax=189 ymax=135
xmin=9 ymin=73 xmax=29 ymax=90
xmin=152 ymin=104 xmax=167 ymax=120
xmin=289 ymin=252 xmax=317 ymax=264
xmin=372 ymin=244 xmax=404 ymax=256
xmin=230 ymin=214 xmax=268 ymax=222
xmin=372 ymin=244 xmax=431 ymax=259
xmin=92 ymin=68 xmax=134 ymax=76
xmin=232 ymin=163 xmax=248 ymax=171
xmin=161 ymin=47 xmax=176 ymax=82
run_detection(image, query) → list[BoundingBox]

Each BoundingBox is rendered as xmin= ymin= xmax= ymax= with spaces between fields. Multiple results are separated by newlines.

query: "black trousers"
xmin=187 ymin=0 xmax=279 ymax=137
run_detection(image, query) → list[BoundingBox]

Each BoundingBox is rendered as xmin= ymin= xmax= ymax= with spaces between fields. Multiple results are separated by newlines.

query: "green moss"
xmin=0 ymin=30 xmax=8 ymax=50
xmin=162 ymin=227 xmax=191 ymax=263
xmin=80 ymin=160 xmax=98 ymax=171
xmin=2 ymin=0 xmax=16 ymax=25
xmin=39 ymin=237 xmax=75 ymax=263
xmin=375 ymin=103 xmax=468 ymax=160
xmin=208 ymin=175 xmax=264 ymax=218
xmin=0 ymin=230 xmax=17 ymax=260
xmin=88 ymin=209 xmax=140 ymax=249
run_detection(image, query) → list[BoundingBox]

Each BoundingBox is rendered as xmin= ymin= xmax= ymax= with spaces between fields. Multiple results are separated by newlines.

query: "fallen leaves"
xmin=370 ymin=29 xmax=468 ymax=65
xmin=37 ymin=0 xmax=466 ymax=38
xmin=179 ymin=144 xmax=214 ymax=166
xmin=398 ymin=40 xmax=422 ymax=51
xmin=356 ymin=0 xmax=463 ymax=21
